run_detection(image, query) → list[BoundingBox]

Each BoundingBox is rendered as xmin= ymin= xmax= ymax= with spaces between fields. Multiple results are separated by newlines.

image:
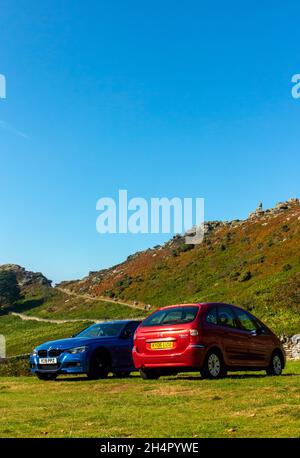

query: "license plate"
xmin=39 ymin=357 xmax=57 ymax=365
xmin=150 ymin=341 xmax=174 ymax=350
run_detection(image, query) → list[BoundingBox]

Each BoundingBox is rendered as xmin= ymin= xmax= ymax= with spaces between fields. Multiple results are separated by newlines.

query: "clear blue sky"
xmin=1 ymin=1 xmax=300 ymax=283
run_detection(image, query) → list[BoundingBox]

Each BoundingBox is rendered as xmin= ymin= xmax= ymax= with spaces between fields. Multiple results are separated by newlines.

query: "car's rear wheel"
xmin=36 ymin=373 xmax=57 ymax=381
xmin=139 ymin=368 xmax=160 ymax=380
xmin=201 ymin=349 xmax=227 ymax=379
xmin=266 ymin=352 xmax=283 ymax=376
xmin=87 ymin=353 xmax=110 ymax=380
xmin=113 ymin=371 xmax=131 ymax=378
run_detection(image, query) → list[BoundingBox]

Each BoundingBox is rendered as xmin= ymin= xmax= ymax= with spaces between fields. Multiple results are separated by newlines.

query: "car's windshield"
xmin=141 ymin=306 xmax=199 ymax=327
xmin=75 ymin=323 xmax=125 ymax=338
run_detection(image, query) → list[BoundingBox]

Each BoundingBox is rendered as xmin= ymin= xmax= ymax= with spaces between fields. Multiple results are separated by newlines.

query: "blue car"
xmin=30 ymin=320 xmax=141 ymax=380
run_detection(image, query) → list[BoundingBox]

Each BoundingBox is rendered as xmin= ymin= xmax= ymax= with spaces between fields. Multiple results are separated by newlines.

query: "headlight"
xmin=32 ymin=348 xmax=38 ymax=356
xmin=66 ymin=346 xmax=87 ymax=354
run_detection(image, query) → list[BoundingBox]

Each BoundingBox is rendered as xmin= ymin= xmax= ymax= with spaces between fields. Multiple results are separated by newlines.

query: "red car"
xmin=133 ymin=303 xmax=285 ymax=379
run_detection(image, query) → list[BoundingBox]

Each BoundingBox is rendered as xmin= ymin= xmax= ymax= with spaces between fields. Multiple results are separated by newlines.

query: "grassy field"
xmin=0 ymin=315 xmax=92 ymax=357
xmin=0 ymin=361 xmax=299 ymax=438
xmin=12 ymin=287 xmax=145 ymax=320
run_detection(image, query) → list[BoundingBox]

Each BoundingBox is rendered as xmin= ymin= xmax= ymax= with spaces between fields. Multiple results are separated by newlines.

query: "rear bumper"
xmin=132 ymin=344 xmax=206 ymax=369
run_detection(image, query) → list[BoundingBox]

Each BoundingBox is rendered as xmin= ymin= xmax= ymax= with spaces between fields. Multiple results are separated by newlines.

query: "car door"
xmin=234 ymin=307 xmax=270 ymax=366
xmin=215 ymin=304 xmax=251 ymax=367
xmin=114 ymin=322 xmax=140 ymax=370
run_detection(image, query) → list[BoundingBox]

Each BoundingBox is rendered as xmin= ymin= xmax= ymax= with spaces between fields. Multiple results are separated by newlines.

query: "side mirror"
xmin=250 ymin=327 xmax=265 ymax=336
xmin=256 ymin=327 xmax=266 ymax=335
xmin=121 ymin=330 xmax=132 ymax=339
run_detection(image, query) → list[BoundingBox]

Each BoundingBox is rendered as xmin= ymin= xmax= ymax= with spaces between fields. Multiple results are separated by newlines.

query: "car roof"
xmin=157 ymin=302 xmax=234 ymax=310
xmin=91 ymin=319 xmax=141 ymax=325
xmin=157 ymin=303 xmax=203 ymax=310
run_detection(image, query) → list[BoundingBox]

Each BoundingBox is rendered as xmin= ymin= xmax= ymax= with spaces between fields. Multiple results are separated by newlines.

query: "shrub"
xmin=239 ymin=271 xmax=252 ymax=282
xmin=282 ymin=264 xmax=292 ymax=272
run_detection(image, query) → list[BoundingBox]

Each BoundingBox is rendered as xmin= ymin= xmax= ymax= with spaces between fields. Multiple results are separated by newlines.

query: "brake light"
xmin=190 ymin=329 xmax=199 ymax=336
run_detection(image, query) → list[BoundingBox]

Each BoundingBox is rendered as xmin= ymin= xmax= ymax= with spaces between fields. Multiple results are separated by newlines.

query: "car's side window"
xmin=234 ymin=308 xmax=258 ymax=332
xmin=205 ymin=307 xmax=218 ymax=325
xmin=123 ymin=322 xmax=140 ymax=338
xmin=217 ymin=305 xmax=238 ymax=329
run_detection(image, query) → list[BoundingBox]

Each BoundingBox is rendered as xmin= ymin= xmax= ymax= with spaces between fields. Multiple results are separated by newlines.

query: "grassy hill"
xmin=11 ymin=286 xmax=144 ymax=321
xmin=59 ymin=199 xmax=300 ymax=336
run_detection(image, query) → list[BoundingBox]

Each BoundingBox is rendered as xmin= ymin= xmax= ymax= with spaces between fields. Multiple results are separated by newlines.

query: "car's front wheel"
xmin=139 ymin=368 xmax=160 ymax=380
xmin=36 ymin=373 xmax=57 ymax=381
xmin=201 ymin=349 xmax=227 ymax=379
xmin=266 ymin=352 xmax=283 ymax=376
xmin=87 ymin=353 xmax=110 ymax=380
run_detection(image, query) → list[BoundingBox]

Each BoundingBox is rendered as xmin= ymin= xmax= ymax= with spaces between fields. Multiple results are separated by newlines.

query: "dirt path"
xmin=6 ymin=288 xmax=146 ymax=325
xmin=55 ymin=287 xmax=145 ymax=310
xmin=10 ymin=312 xmax=145 ymax=325
xmin=10 ymin=312 xmax=97 ymax=324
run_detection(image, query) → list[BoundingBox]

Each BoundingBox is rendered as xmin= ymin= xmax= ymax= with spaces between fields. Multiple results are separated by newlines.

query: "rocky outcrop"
xmin=0 ymin=264 xmax=52 ymax=288
xmin=248 ymin=198 xmax=299 ymax=220
xmin=281 ymin=335 xmax=300 ymax=360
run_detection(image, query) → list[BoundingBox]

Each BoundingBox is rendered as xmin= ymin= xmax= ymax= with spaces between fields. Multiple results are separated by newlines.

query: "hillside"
xmin=0 ymin=264 xmax=52 ymax=291
xmin=0 ymin=277 xmax=143 ymax=360
xmin=59 ymin=198 xmax=300 ymax=335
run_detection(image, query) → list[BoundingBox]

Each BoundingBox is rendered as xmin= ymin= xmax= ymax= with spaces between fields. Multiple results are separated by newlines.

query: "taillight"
xmin=190 ymin=329 xmax=199 ymax=336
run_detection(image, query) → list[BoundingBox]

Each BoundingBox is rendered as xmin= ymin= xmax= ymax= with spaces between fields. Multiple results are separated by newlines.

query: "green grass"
xmin=13 ymin=287 xmax=145 ymax=320
xmin=0 ymin=361 xmax=299 ymax=438
xmin=0 ymin=315 xmax=91 ymax=357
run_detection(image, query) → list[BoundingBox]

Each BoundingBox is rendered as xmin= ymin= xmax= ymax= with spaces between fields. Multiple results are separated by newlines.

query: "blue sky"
xmin=0 ymin=1 xmax=300 ymax=283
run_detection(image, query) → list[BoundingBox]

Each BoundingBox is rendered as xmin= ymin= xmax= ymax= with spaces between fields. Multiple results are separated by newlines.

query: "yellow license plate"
xmin=150 ymin=341 xmax=174 ymax=350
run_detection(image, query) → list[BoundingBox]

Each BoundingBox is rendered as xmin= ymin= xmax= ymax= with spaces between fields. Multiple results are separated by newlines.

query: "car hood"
xmin=36 ymin=336 xmax=116 ymax=350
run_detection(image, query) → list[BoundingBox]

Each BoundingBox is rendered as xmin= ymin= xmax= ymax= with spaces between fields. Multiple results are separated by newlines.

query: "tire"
xmin=113 ymin=371 xmax=131 ymax=378
xmin=139 ymin=368 xmax=160 ymax=380
xmin=36 ymin=373 xmax=57 ymax=381
xmin=87 ymin=353 xmax=110 ymax=380
xmin=200 ymin=349 xmax=227 ymax=379
xmin=266 ymin=352 xmax=283 ymax=376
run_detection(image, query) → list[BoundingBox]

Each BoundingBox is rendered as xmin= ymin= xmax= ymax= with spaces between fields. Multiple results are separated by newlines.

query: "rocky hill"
xmin=59 ymin=198 xmax=300 ymax=335
xmin=0 ymin=264 xmax=52 ymax=290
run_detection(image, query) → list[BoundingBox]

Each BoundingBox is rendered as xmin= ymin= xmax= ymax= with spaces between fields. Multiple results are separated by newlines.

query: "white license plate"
xmin=39 ymin=357 xmax=57 ymax=365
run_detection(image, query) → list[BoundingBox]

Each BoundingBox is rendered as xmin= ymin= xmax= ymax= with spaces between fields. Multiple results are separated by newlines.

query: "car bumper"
xmin=30 ymin=352 xmax=88 ymax=375
xmin=132 ymin=344 xmax=206 ymax=369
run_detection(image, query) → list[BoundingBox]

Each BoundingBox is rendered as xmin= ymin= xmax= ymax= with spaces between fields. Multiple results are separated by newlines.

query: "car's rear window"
xmin=141 ymin=306 xmax=199 ymax=327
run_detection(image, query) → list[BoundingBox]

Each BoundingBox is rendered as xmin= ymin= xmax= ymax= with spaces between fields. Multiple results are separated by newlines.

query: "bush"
xmin=179 ymin=244 xmax=194 ymax=253
xmin=282 ymin=264 xmax=292 ymax=272
xmin=281 ymin=225 xmax=290 ymax=233
xmin=239 ymin=271 xmax=252 ymax=282
xmin=0 ymin=355 xmax=31 ymax=376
